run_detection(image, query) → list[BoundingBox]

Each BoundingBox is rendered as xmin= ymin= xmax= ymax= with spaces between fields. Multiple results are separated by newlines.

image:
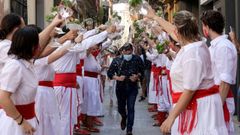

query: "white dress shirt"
xmin=209 ymin=35 xmax=238 ymax=85
xmin=170 ymin=41 xmax=214 ymax=92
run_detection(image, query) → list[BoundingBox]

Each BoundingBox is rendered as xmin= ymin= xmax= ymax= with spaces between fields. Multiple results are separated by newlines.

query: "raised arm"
xmin=38 ymin=30 xmax=78 ymax=58
xmin=101 ymin=39 xmax=112 ymax=51
xmin=75 ymin=25 xmax=116 ymax=52
xmin=38 ymin=15 xmax=64 ymax=52
xmin=47 ymin=41 xmax=73 ymax=64
xmin=146 ymin=8 xmax=178 ymax=42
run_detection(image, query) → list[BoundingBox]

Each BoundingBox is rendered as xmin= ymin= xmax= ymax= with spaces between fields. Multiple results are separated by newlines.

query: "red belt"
xmin=53 ymin=73 xmax=77 ymax=88
xmin=151 ymin=65 xmax=162 ymax=95
xmin=77 ymin=70 xmax=99 ymax=78
xmin=0 ymin=102 xmax=35 ymax=120
xmin=39 ymin=81 xmax=53 ymax=87
xmin=172 ymin=85 xmax=219 ymax=134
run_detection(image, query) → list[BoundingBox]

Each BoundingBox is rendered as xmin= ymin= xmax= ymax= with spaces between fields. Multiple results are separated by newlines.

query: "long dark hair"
xmin=8 ymin=26 xmax=39 ymax=60
xmin=0 ymin=13 xmax=22 ymax=40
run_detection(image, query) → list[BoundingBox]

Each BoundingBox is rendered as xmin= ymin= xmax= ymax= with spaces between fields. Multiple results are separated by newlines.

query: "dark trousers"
xmin=116 ymin=83 xmax=138 ymax=132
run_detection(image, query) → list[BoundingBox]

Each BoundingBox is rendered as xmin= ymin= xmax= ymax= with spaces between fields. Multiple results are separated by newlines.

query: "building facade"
xmin=0 ymin=0 xmax=53 ymax=28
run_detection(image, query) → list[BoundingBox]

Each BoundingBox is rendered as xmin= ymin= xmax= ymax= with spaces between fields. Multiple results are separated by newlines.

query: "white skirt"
xmin=226 ymin=97 xmax=235 ymax=135
xmin=157 ymin=76 xmax=172 ymax=112
xmin=171 ymin=93 xmax=228 ymax=135
xmin=35 ymin=86 xmax=61 ymax=135
xmin=76 ymin=76 xmax=84 ymax=116
xmin=53 ymin=86 xmax=78 ymax=135
xmin=0 ymin=110 xmax=38 ymax=135
xmin=148 ymin=72 xmax=158 ymax=104
xmin=81 ymin=76 xmax=103 ymax=116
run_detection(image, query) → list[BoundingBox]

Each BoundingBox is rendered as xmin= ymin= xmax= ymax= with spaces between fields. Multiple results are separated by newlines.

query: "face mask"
xmin=91 ymin=50 xmax=100 ymax=58
xmin=123 ymin=54 xmax=133 ymax=61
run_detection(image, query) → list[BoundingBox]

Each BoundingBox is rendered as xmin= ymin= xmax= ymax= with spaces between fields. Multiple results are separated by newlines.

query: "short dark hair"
xmin=8 ymin=26 xmax=39 ymax=60
xmin=201 ymin=10 xmax=225 ymax=34
xmin=121 ymin=43 xmax=133 ymax=51
xmin=27 ymin=24 xmax=42 ymax=33
xmin=0 ymin=13 xmax=22 ymax=39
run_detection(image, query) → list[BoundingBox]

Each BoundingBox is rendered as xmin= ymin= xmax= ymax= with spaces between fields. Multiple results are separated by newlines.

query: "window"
xmin=10 ymin=0 xmax=28 ymax=24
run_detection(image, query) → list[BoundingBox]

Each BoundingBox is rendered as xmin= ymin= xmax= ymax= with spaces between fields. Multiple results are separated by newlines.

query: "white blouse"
xmin=146 ymin=49 xmax=160 ymax=65
xmin=0 ymin=39 xmax=12 ymax=73
xmin=52 ymin=41 xmax=79 ymax=73
xmin=34 ymin=57 xmax=55 ymax=81
xmin=84 ymin=55 xmax=101 ymax=73
xmin=0 ymin=58 xmax=38 ymax=104
xmin=170 ymin=41 xmax=214 ymax=92
xmin=209 ymin=35 xmax=238 ymax=85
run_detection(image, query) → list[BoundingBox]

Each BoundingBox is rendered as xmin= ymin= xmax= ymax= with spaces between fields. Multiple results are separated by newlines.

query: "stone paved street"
xmin=91 ymin=84 xmax=161 ymax=135
xmin=82 ymin=83 xmax=240 ymax=135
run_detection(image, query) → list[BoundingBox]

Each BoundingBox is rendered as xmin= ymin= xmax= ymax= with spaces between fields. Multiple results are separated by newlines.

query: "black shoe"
xmin=126 ymin=131 xmax=133 ymax=135
xmin=120 ymin=117 xmax=127 ymax=130
xmin=138 ymin=96 xmax=145 ymax=102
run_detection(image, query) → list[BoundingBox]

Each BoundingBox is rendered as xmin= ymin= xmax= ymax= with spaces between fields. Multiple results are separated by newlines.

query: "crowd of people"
xmin=0 ymin=3 xmax=239 ymax=135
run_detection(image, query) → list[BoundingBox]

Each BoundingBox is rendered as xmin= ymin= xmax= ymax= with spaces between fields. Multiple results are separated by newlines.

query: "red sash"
xmin=151 ymin=64 xmax=162 ymax=96
xmin=76 ymin=59 xmax=84 ymax=76
xmin=77 ymin=69 xmax=99 ymax=78
xmin=172 ymin=85 xmax=219 ymax=134
xmin=216 ymin=85 xmax=233 ymax=124
xmin=39 ymin=81 xmax=53 ymax=87
xmin=0 ymin=102 xmax=36 ymax=120
xmin=53 ymin=73 xmax=77 ymax=88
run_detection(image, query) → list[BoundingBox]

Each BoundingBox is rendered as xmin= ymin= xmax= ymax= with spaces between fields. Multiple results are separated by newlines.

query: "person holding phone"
xmin=229 ymin=27 xmax=240 ymax=53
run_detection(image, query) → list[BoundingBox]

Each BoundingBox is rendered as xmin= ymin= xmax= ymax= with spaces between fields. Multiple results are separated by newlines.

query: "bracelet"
xmin=14 ymin=114 xmax=21 ymax=120
xmin=18 ymin=116 xmax=24 ymax=125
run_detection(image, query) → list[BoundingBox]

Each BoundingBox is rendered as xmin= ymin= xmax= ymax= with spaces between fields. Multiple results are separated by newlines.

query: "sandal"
xmin=86 ymin=127 xmax=100 ymax=133
xmin=152 ymin=122 xmax=161 ymax=127
xmin=74 ymin=129 xmax=91 ymax=135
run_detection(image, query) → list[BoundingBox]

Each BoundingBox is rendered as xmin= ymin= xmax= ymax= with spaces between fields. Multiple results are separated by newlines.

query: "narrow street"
xmin=92 ymin=83 xmax=162 ymax=135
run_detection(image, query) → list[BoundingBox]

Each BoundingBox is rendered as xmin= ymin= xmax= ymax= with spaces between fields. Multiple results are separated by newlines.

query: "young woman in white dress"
xmin=34 ymin=29 xmax=79 ymax=135
xmin=0 ymin=26 xmax=40 ymax=135
xmin=146 ymin=9 xmax=228 ymax=135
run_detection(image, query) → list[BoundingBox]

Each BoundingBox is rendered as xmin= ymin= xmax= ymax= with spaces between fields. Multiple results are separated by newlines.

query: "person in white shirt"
xmin=0 ymin=26 xmax=40 ymax=135
xmin=0 ymin=14 xmax=25 ymax=73
xmin=201 ymin=10 xmax=238 ymax=135
xmin=34 ymin=29 xmax=78 ymax=135
xmin=80 ymin=36 xmax=114 ymax=133
xmin=0 ymin=14 xmax=64 ymax=73
xmin=146 ymin=9 xmax=228 ymax=135
xmin=52 ymin=26 xmax=116 ymax=135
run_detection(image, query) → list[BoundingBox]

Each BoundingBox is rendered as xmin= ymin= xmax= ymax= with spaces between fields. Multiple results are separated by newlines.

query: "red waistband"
xmin=78 ymin=71 xmax=99 ymax=78
xmin=151 ymin=65 xmax=162 ymax=73
xmin=39 ymin=81 xmax=53 ymax=87
xmin=0 ymin=102 xmax=36 ymax=120
xmin=53 ymin=73 xmax=77 ymax=88
xmin=172 ymin=85 xmax=219 ymax=134
xmin=172 ymin=85 xmax=219 ymax=104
